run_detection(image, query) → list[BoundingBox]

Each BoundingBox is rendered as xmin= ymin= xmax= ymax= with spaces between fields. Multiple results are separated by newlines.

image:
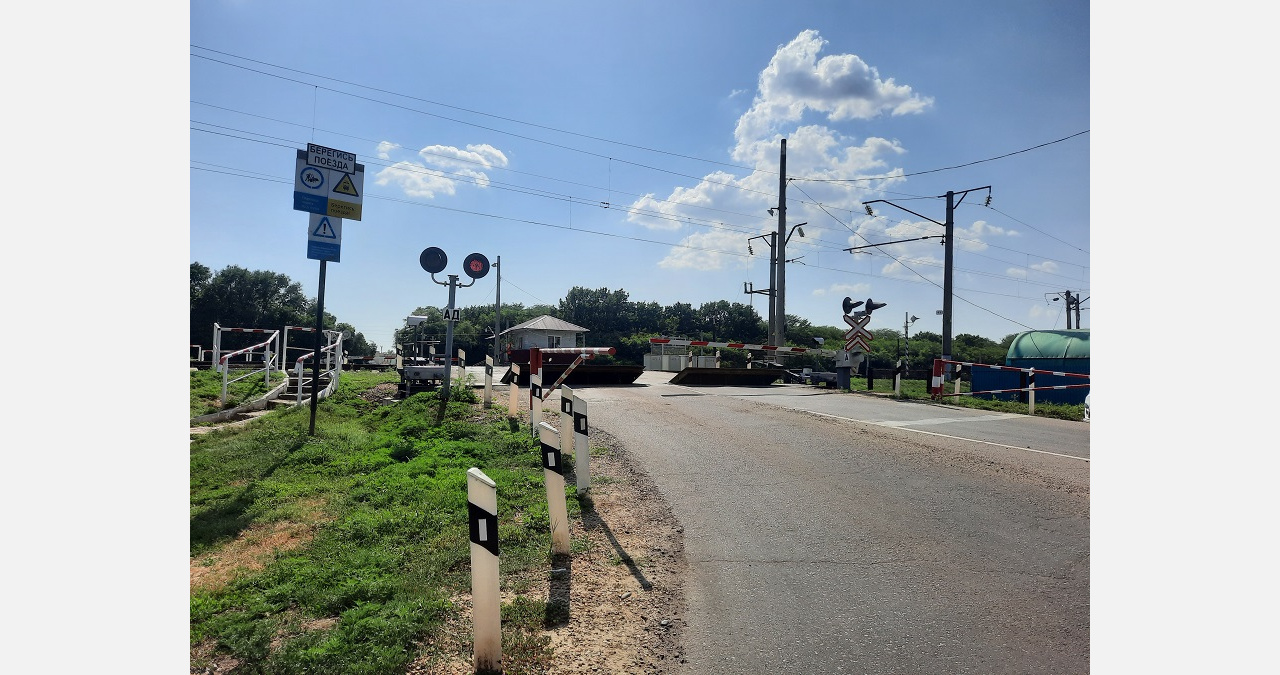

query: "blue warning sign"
xmin=307 ymin=213 xmax=341 ymax=262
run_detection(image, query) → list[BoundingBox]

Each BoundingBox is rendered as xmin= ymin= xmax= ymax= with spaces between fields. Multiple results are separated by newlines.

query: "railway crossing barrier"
xmin=649 ymin=337 xmax=839 ymax=358
xmin=930 ymin=358 xmax=1089 ymax=414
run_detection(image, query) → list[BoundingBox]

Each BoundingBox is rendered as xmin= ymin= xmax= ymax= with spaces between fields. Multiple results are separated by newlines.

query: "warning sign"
xmin=307 ymin=213 xmax=341 ymax=262
xmin=293 ymin=149 xmax=364 ymax=221
xmin=332 ymin=173 xmax=359 ymax=197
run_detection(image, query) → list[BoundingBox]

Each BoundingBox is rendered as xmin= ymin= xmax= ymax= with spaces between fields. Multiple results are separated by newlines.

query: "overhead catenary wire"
xmin=191 ymin=47 xmax=1084 ymax=336
xmin=192 ymin=48 xmax=1088 ymax=253
xmin=191 ymin=154 xmax=1081 ymax=295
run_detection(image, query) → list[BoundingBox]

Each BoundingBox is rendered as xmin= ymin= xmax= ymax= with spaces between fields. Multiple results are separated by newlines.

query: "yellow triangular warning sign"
xmin=332 ymin=173 xmax=359 ymax=197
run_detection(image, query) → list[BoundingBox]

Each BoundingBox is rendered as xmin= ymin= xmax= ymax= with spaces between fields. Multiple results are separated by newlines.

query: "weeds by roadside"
xmin=190 ymin=370 xmax=585 ymax=674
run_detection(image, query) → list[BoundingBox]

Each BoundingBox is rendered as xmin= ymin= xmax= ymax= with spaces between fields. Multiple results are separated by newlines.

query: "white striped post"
xmin=538 ymin=422 xmax=571 ymax=554
xmin=466 ymin=468 xmax=501 ymax=672
xmin=529 ymin=372 xmax=543 ymax=434
xmin=1027 ymin=370 xmax=1037 ymax=414
xmin=507 ymin=363 xmax=521 ymax=417
xmin=483 ymin=355 xmax=494 ymax=408
xmin=572 ymin=392 xmax=590 ymax=491
xmin=893 ymin=359 xmax=903 ymax=396
xmin=458 ymin=348 xmax=466 ymax=383
xmin=559 ymin=386 xmax=583 ymax=490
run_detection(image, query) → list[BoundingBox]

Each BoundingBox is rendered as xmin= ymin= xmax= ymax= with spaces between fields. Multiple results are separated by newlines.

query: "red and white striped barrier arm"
xmin=930 ymin=358 xmax=1090 ymax=398
xmin=649 ymin=338 xmax=837 ymax=357
xmin=543 ymin=354 xmax=594 ymax=396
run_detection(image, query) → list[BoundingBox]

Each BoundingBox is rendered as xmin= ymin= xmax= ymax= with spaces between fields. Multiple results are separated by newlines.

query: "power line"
xmin=191 ymin=45 xmax=766 ymax=175
xmin=192 ymin=48 xmax=1089 ymax=215
xmin=790 ymin=130 xmax=1089 ymax=183
xmin=191 ymin=51 xmax=781 ymax=201
xmin=192 ymin=101 xmax=781 ymax=227
xmin=192 ymin=122 xmax=864 ymax=250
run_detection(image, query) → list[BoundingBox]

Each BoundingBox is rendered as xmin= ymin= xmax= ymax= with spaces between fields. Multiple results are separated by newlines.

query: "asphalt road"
xmin=573 ymin=371 xmax=1090 ymax=674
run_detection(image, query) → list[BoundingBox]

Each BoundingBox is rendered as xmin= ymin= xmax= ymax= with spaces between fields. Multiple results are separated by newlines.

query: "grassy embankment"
xmin=190 ymin=370 xmax=579 ymax=674
xmin=190 ymin=368 xmax=289 ymax=418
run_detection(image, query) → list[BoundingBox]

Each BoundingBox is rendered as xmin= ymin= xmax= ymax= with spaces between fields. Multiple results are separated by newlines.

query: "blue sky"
xmin=189 ymin=1 xmax=1090 ymax=351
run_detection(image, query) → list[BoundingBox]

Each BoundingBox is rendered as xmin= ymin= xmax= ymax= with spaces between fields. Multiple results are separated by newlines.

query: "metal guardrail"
xmin=293 ymin=333 xmax=345 ymax=405
xmin=218 ymin=331 xmax=280 ymax=406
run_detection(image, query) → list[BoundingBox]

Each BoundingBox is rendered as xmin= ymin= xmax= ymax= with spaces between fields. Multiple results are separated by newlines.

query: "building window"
xmin=548 ymin=335 xmax=561 ymax=348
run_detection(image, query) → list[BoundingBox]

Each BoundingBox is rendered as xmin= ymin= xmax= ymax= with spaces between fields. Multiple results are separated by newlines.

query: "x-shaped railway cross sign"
xmin=843 ymin=313 xmax=873 ymax=352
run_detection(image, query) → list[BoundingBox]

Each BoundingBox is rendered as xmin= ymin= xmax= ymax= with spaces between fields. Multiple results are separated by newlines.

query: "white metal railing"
xmin=212 ymin=323 xmax=283 ymax=374
xmin=218 ymin=331 xmax=281 ymax=406
xmin=293 ymin=331 xmax=345 ymax=405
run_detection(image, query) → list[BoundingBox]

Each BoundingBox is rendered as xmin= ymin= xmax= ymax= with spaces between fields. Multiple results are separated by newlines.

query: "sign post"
xmin=295 ymin=144 xmax=361 ymax=435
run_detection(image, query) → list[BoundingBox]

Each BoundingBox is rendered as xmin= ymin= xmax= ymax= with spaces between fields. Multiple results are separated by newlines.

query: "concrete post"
xmin=572 ymin=393 xmax=590 ymax=491
xmin=483 ymin=355 xmax=493 ymax=408
xmin=466 ymin=468 xmax=501 ymax=673
xmin=538 ymin=422 xmax=571 ymax=554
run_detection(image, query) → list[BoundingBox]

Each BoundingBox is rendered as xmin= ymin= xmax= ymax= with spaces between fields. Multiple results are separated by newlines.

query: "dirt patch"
xmin=190 ymin=501 xmax=328 ymax=594
xmin=406 ymin=402 xmax=689 ymax=674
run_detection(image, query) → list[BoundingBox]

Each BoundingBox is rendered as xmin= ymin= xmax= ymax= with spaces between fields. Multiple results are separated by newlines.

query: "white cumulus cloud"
xmin=735 ymin=29 xmax=933 ymax=144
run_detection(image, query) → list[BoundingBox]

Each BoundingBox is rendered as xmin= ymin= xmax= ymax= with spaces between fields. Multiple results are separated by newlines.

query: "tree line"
xmin=191 ymin=263 xmax=377 ymax=356
xmin=193 ymin=264 xmax=1018 ymax=369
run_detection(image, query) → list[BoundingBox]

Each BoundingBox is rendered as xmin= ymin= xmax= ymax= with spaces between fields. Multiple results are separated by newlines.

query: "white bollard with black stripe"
xmin=483 ymin=355 xmax=494 ymax=408
xmin=508 ymin=364 xmax=521 ymax=417
xmin=466 ymin=468 xmax=501 ymax=672
xmin=559 ymin=385 xmax=576 ymax=484
xmin=529 ymin=372 xmax=543 ymax=435
xmin=1027 ymin=370 xmax=1037 ymax=414
xmin=538 ymin=422 xmax=571 ymax=555
xmin=893 ymin=359 xmax=903 ymax=396
xmin=572 ymin=391 xmax=590 ymax=491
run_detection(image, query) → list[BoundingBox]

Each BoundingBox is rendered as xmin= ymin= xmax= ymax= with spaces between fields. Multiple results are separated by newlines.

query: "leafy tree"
xmin=334 ymin=322 xmax=377 ymax=356
xmin=661 ymin=302 xmax=697 ymax=336
xmin=190 ymin=263 xmax=311 ymax=348
xmin=191 ymin=263 xmax=378 ymax=359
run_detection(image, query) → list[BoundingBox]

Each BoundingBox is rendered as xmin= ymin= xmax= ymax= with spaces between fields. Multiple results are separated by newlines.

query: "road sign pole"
xmin=308 ymin=260 xmax=326 ymax=436
xmin=442 ymin=275 xmax=458 ymax=404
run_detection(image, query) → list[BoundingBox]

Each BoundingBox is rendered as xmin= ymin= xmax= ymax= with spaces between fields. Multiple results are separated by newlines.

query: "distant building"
xmin=499 ymin=315 xmax=589 ymax=353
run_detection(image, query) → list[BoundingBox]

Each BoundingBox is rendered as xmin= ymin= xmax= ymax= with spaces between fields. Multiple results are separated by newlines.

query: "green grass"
xmin=843 ymin=377 xmax=1086 ymax=421
xmin=191 ymin=370 xmax=582 ymax=674
xmin=190 ymin=368 xmax=288 ymax=418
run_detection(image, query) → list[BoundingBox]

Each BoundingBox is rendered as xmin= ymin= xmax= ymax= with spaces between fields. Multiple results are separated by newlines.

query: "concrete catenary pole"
xmin=942 ymin=191 xmax=955 ymax=374
xmin=775 ymin=139 xmax=788 ymax=348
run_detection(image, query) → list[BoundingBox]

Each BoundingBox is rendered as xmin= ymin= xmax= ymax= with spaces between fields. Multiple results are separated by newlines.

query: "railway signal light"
xmin=419 ymin=247 xmax=447 ymax=274
xmin=463 ymin=252 xmax=491 ymax=279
